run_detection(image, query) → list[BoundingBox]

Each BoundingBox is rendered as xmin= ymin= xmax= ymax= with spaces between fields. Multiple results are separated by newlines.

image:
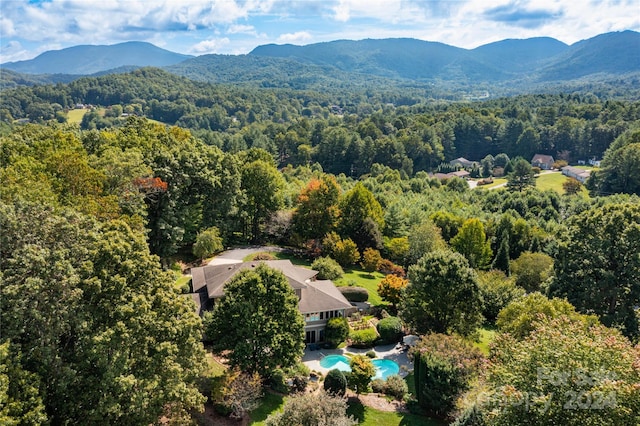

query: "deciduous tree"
xmin=400 ymin=250 xmax=483 ymax=336
xmin=205 ymin=264 xmax=305 ymax=376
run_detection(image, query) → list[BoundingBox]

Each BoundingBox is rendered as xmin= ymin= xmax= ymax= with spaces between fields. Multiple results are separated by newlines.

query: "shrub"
xmin=323 ymin=369 xmax=347 ymax=396
xmin=384 ymin=375 xmax=408 ymax=400
xmin=339 ymin=286 xmax=369 ymax=302
xmin=376 ymin=316 xmax=403 ymax=344
xmin=333 ymin=238 xmax=360 ymax=266
xmin=349 ymin=327 xmax=378 ymax=348
xmin=252 ymin=252 xmax=276 ymax=261
xmin=311 ymin=256 xmax=344 ymax=280
xmin=290 ymin=375 xmax=308 ymax=393
xmin=378 ymin=259 xmax=406 ymax=277
xmin=371 ymin=378 xmax=386 ymax=393
xmin=325 ymin=317 xmax=349 ymax=348
xmin=366 ymin=350 xmax=376 ymax=359
xmin=193 ymin=226 xmax=224 ymax=260
xmin=348 ymin=355 xmax=376 ymax=394
xmin=269 ymin=369 xmax=288 ymax=394
xmin=412 ymin=334 xmax=485 ymax=417
xmin=361 ymin=248 xmax=382 ymax=272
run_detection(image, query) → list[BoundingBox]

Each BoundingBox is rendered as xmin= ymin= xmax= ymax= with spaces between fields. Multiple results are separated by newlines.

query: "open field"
xmin=535 ymin=171 xmax=589 ymax=196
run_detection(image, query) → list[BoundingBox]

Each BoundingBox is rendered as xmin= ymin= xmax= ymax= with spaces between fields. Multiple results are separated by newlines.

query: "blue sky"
xmin=1 ymin=0 xmax=638 ymax=62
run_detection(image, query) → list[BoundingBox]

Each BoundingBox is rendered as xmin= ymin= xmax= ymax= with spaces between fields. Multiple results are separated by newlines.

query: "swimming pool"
xmin=319 ymin=355 xmax=400 ymax=380
xmin=372 ymin=359 xmax=400 ymax=380
xmin=319 ymin=354 xmax=351 ymax=372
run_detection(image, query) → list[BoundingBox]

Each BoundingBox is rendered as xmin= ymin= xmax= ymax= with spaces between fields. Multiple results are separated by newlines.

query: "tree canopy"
xmin=205 ymin=263 xmax=305 ymax=376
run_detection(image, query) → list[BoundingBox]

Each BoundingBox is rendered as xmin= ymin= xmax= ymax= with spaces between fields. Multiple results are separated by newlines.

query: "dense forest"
xmin=1 ymin=69 xmax=639 ymax=424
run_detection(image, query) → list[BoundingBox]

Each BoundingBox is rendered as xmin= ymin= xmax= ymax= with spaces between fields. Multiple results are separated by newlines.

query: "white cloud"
xmin=227 ymin=24 xmax=257 ymax=35
xmin=277 ymin=31 xmax=312 ymax=43
xmin=189 ymin=37 xmax=231 ymax=54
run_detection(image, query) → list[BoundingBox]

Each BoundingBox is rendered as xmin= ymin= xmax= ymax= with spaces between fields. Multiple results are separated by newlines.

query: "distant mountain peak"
xmin=1 ymin=42 xmax=193 ymax=75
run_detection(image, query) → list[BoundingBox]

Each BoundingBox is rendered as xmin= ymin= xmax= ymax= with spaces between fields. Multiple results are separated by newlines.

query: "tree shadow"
xmin=346 ymin=397 xmax=365 ymax=423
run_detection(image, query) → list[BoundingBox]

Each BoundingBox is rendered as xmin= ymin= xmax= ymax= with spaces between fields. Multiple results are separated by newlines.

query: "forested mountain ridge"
xmin=1 ymin=41 xmax=193 ymax=75
xmin=2 ymin=31 xmax=638 ymax=95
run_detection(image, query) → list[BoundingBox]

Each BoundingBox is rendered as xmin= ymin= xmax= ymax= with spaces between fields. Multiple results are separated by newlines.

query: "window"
xmin=320 ymin=312 xmax=324 ymax=320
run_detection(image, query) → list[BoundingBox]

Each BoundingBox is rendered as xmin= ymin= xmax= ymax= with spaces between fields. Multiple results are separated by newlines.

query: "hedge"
xmin=339 ymin=286 xmax=369 ymax=302
xmin=376 ymin=316 xmax=403 ymax=344
xmin=349 ymin=327 xmax=378 ymax=348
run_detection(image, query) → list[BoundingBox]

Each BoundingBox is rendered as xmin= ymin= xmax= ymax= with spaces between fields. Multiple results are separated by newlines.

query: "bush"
xmin=252 ymin=252 xmax=276 ymax=261
xmin=325 ymin=317 xmax=349 ymax=348
xmin=378 ymin=259 xmax=406 ymax=277
xmin=361 ymin=248 xmax=382 ymax=272
xmin=349 ymin=327 xmax=378 ymax=348
xmin=339 ymin=286 xmax=369 ymax=302
xmin=323 ymin=369 xmax=347 ymax=396
xmin=311 ymin=256 xmax=344 ymax=280
xmin=384 ymin=375 xmax=408 ymax=400
xmin=366 ymin=350 xmax=376 ymax=359
xmin=412 ymin=334 xmax=485 ymax=417
xmin=269 ymin=369 xmax=288 ymax=394
xmin=371 ymin=378 xmax=386 ymax=393
xmin=333 ymin=238 xmax=360 ymax=266
xmin=193 ymin=226 xmax=224 ymax=260
xmin=376 ymin=316 xmax=403 ymax=344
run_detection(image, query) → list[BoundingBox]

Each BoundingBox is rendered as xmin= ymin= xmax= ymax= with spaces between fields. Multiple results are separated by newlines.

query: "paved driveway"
xmin=208 ymin=246 xmax=285 ymax=265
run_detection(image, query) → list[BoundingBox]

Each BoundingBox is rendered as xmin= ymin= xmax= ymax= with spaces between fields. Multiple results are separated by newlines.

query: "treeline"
xmin=2 ymin=68 xmax=640 ymax=178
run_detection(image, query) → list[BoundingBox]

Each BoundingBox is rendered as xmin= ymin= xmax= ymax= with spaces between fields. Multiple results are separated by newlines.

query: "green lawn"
xmin=335 ymin=270 xmax=385 ymax=306
xmin=472 ymin=326 xmax=496 ymax=356
xmin=535 ymin=171 xmax=588 ymax=196
xmin=66 ymin=108 xmax=88 ymax=123
xmin=249 ymin=392 xmax=285 ymax=425
xmin=347 ymin=399 xmax=444 ymax=426
xmin=174 ymin=275 xmax=191 ymax=291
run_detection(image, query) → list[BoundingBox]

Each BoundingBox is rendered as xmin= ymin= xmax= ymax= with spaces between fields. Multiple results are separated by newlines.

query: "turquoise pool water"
xmin=372 ymin=359 xmax=400 ymax=380
xmin=319 ymin=355 xmax=400 ymax=380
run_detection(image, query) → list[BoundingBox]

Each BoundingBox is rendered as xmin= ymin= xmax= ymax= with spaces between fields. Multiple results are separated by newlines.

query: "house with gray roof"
xmin=531 ymin=154 xmax=555 ymax=170
xmin=188 ymin=260 xmax=354 ymax=344
xmin=561 ymin=166 xmax=591 ymax=183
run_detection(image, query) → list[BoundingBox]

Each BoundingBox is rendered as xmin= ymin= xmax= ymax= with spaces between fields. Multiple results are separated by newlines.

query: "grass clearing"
xmin=66 ymin=108 xmax=88 ymax=123
xmin=347 ymin=399 xmax=444 ymax=426
xmin=535 ymin=171 xmax=589 ymax=196
xmin=249 ymin=392 xmax=285 ymax=425
xmin=336 ymin=270 xmax=385 ymax=306
xmin=472 ymin=326 xmax=497 ymax=356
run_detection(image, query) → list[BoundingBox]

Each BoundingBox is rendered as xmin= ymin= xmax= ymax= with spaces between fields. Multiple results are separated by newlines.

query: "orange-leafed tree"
xmin=377 ymin=274 xmax=408 ymax=309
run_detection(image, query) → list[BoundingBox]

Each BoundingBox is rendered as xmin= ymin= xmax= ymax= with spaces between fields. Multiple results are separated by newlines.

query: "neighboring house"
xmin=187 ymin=260 xmax=355 ymax=344
xmin=449 ymin=157 xmax=477 ymax=169
xmin=431 ymin=170 xmax=470 ymax=180
xmin=531 ymin=154 xmax=555 ymax=170
xmin=561 ymin=166 xmax=591 ymax=183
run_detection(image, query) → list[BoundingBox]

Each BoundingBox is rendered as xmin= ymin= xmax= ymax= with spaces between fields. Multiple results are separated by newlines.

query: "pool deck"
xmin=302 ymin=343 xmax=413 ymax=377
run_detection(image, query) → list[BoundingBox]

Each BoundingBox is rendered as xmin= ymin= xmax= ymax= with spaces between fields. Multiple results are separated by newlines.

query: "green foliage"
xmin=265 ymin=390 xmax=356 ymax=426
xmin=549 ymin=202 xmax=640 ymax=340
xmin=430 ymin=210 xmax=464 ymax=242
xmin=384 ymin=375 xmax=409 ymax=401
xmin=339 ymin=286 xmax=370 ymax=303
xmin=471 ymin=316 xmax=640 ymax=425
xmin=311 ymin=256 xmax=344 ymax=280
xmin=592 ymin=127 xmax=640 ymax=196
xmin=496 ymin=292 xmax=598 ymax=340
xmin=192 ymin=226 xmax=224 ymax=260
xmin=0 ymin=341 xmax=47 ymax=426
xmin=361 ymin=247 xmax=383 ymax=273
xmin=476 ymin=270 xmax=525 ymax=322
xmin=507 ymin=158 xmax=535 ymax=191
xmin=324 ymin=369 xmax=348 ymax=396
xmin=406 ymin=220 xmax=446 ymax=266
xmin=339 ymin=182 xmax=385 ymax=250
xmin=366 ymin=350 xmax=377 ymax=359
xmin=349 ymin=328 xmax=379 ymax=348
xmin=324 ymin=233 xmax=361 ymax=267
xmin=241 ymin=158 xmax=285 ymax=242
xmin=325 ymin=317 xmax=350 ymax=348
xmin=401 ymin=250 xmax=483 ymax=336
xmin=510 ymin=251 xmax=553 ymax=292
xmin=348 ymin=355 xmax=376 ymax=394
xmin=376 ymin=316 xmax=404 ymax=344
xmin=0 ymin=200 xmax=206 ymax=424
xmin=412 ymin=334 xmax=485 ymax=417
xmin=205 ymin=264 xmax=305 ymax=376
xmin=451 ymin=218 xmax=493 ymax=269
xmin=383 ymin=236 xmax=410 ymax=264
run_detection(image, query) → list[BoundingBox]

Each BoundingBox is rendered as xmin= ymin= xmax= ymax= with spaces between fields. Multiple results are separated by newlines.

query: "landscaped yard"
xmin=476 ymin=177 xmax=507 ymax=189
xmin=249 ymin=392 xmax=285 ymax=425
xmin=536 ymin=172 xmax=588 ymax=195
xmin=472 ymin=326 xmax=496 ymax=356
xmin=346 ymin=399 xmax=444 ymax=426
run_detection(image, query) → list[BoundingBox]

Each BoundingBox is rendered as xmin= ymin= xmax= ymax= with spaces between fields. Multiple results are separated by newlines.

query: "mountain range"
xmin=1 ymin=31 xmax=639 ymax=92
